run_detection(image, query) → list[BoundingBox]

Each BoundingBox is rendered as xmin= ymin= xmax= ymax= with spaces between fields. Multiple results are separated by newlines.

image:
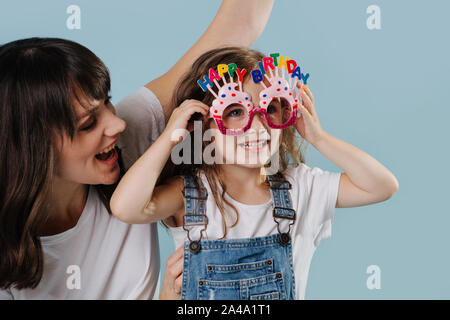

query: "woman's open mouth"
xmin=95 ymin=143 xmax=118 ymax=165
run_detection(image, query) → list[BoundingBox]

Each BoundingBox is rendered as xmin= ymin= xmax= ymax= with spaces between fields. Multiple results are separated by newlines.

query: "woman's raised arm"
xmin=146 ymin=0 xmax=274 ymax=120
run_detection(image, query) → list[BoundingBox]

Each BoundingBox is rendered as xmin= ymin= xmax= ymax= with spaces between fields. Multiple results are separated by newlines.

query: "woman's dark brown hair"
xmin=0 ymin=37 xmax=123 ymax=290
xmin=165 ymin=47 xmax=307 ymax=237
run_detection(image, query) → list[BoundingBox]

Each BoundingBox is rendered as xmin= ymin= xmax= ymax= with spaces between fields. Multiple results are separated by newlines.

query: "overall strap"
xmin=182 ymin=175 xmax=208 ymax=254
xmin=267 ymin=172 xmax=296 ymax=246
xmin=183 ymin=175 xmax=208 ymax=225
xmin=267 ymin=173 xmax=295 ymax=219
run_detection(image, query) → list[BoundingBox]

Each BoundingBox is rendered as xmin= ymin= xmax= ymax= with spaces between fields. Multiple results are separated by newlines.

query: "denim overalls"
xmin=181 ymin=173 xmax=297 ymax=300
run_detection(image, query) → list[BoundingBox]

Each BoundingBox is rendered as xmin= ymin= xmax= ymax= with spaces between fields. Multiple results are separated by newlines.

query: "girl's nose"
xmin=251 ymin=111 xmax=267 ymax=130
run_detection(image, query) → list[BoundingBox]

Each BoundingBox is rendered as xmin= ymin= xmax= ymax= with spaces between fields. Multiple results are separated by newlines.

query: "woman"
xmin=0 ymin=0 xmax=274 ymax=299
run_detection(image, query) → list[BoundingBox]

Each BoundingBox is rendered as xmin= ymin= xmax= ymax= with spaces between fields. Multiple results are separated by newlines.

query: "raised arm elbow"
xmin=109 ymin=196 xmax=129 ymax=222
xmin=385 ymin=176 xmax=399 ymax=199
xmin=109 ymin=194 xmax=139 ymax=222
xmin=377 ymin=175 xmax=399 ymax=202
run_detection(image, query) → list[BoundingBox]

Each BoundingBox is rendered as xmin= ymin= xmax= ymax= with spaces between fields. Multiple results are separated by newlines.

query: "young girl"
xmin=111 ymin=47 xmax=399 ymax=300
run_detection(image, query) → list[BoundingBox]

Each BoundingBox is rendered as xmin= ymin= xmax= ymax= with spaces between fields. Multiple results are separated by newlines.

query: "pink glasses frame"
xmin=208 ymin=67 xmax=302 ymax=136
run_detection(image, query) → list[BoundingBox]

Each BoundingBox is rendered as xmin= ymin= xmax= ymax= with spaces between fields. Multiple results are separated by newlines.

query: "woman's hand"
xmin=162 ymin=100 xmax=209 ymax=146
xmin=159 ymin=246 xmax=184 ymax=300
xmin=295 ymin=85 xmax=326 ymax=146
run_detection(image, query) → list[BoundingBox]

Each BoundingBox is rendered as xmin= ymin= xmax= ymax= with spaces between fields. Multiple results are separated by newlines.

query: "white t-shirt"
xmin=0 ymin=87 xmax=165 ymax=300
xmin=0 ymin=187 xmax=160 ymax=300
xmin=170 ymin=165 xmax=341 ymax=300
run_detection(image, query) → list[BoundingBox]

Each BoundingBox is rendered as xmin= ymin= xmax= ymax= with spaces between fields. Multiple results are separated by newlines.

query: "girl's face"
xmin=55 ymin=95 xmax=126 ymax=186
xmin=209 ymin=80 xmax=282 ymax=168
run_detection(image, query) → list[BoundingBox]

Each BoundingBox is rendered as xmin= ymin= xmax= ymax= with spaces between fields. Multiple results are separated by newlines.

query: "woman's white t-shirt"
xmin=1 ymin=187 xmax=160 ymax=300
xmin=170 ymin=165 xmax=341 ymax=300
xmin=0 ymin=87 xmax=165 ymax=300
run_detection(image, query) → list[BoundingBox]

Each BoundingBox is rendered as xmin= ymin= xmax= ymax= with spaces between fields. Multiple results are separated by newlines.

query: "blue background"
xmin=2 ymin=0 xmax=449 ymax=299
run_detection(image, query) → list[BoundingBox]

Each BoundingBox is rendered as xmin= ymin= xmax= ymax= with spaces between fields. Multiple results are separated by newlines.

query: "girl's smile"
xmin=237 ymin=138 xmax=270 ymax=153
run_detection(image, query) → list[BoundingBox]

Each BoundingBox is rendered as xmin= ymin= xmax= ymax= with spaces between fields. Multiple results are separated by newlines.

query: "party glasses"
xmin=197 ymin=54 xmax=309 ymax=135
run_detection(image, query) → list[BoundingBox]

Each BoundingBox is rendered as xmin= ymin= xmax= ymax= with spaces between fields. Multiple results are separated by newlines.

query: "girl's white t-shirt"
xmin=170 ymin=164 xmax=341 ymax=300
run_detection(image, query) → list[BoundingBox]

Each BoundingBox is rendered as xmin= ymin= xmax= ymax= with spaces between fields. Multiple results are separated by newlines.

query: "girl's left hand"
xmin=294 ymin=84 xmax=326 ymax=145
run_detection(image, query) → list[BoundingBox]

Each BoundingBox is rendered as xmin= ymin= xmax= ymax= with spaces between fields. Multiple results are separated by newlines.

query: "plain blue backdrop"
xmin=1 ymin=0 xmax=449 ymax=299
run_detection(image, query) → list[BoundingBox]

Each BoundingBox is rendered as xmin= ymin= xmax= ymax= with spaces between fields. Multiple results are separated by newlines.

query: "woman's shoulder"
xmin=116 ymin=86 xmax=166 ymax=171
xmin=116 ymin=86 xmax=164 ymax=118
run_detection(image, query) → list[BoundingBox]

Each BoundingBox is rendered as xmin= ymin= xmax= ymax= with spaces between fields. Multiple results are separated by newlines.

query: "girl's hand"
xmin=159 ymin=246 xmax=183 ymax=300
xmin=162 ymin=99 xmax=209 ymax=146
xmin=295 ymin=85 xmax=326 ymax=146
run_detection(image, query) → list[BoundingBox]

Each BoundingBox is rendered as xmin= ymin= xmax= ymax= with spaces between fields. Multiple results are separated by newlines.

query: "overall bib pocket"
xmin=198 ymin=272 xmax=286 ymax=300
xmin=206 ymin=258 xmax=274 ymax=281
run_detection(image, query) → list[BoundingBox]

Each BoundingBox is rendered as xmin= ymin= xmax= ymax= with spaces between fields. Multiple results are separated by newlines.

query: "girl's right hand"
xmin=162 ymin=99 xmax=209 ymax=146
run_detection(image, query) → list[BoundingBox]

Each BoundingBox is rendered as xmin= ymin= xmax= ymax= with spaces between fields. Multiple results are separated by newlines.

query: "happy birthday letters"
xmin=197 ymin=53 xmax=310 ymax=92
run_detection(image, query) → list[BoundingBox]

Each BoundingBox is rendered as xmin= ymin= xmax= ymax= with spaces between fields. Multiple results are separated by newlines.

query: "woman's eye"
xmin=79 ymin=117 xmax=97 ymax=131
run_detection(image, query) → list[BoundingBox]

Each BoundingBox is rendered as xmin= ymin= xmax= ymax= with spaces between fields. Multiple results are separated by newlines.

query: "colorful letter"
xmin=278 ymin=56 xmax=290 ymax=70
xmin=257 ymin=61 xmax=266 ymax=75
xmin=217 ymin=64 xmax=228 ymax=78
xmin=286 ymin=59 xmax=297 ymax=74
xmin=208 ymin=68 xmax=221 ymax=82
xmin=291 ymin=66 xmax=302 ymax=81
xmin=251 ymin=70 xmax=263 ymax=83
xmin=269 ymin=53 xmax=280 ymax=66
xmin=236 ymin=68 xmax=247 ymax=82
xmin=301 ymin=73 xmax=310 ymax=85
xmin=262 ymin=57 xmax=275 ymax=72
xmin=228 ymin=63 xmax=237 ymax=78
xmin=197 ymin=75 xmax=213 ymax=92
